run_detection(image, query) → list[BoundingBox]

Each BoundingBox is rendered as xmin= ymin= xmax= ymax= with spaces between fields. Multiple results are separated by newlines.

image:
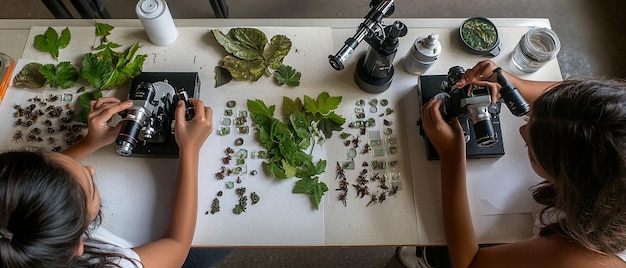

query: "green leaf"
xmin=34 ymin=27 xmax=70 ymax=60
xmin=316 ymin=92 xmax=342 ymax=115
xmin=289 ymin=112 xmax=311 ymax=141
xmin=317 ymin=117 xmax=344 ymax=139
xmin=81 ymin=53 xmax=113 ymax=89
xmin=247 ymin=99 xmax=275 ymax=117
xmin=282 ymin=160 xmax=297 ymax=178
xmin=212 ymin=28 xmax=266 ymax=61
xmin=95 ymin=21 xmax=114 ymax=38
xmin=94 ymin=21 xmax=114 ymax=43
xmin=292 ymin=177 xmax=328 ymax=209
xmin=38 ymin=62 xmax=78 ymax=89
xmin=264 ymin=35 xmax=292 ymax=70
xmin=214 ymin=66 xmax=232 ymax=87
xmin=282 ymin=96 xmax=304 ymax=119
xmin=222 ymin=55 xmax=265 ymax=81
xmin=274 ymin=65 xmax=301 ymax=87
xmin=13 ymin=62 xmax=46 ymax=88
xmin=73 ymin=90 xmax=103 ymax=123
xmin=81 ymin=42 xmax=146 ymax=90
xmin=58 ymin=28 xmax=71 ymax=49
xmin=230 ymin=28 xmax=267 ymax=53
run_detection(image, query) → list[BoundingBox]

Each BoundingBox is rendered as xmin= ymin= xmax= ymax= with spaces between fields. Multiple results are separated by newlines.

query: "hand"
xmin=457 ymin=59 xmax=502 ymax=104
xmin=174 ymin=99 xmax=213 ymax=153
xmin=84 ymin=97 xmax=133 ymax=150
xmin=421 ymin=98 xmax=466 ymax=161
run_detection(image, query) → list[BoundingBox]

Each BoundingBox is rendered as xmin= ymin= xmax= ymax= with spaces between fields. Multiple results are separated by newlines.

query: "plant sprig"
xmin=247 ymin=92 xmax=345 ymax=208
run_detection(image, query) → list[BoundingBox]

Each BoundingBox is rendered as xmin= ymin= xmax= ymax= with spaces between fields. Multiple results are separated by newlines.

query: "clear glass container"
xmin=511 ymin=27 xmax=561 ymax=73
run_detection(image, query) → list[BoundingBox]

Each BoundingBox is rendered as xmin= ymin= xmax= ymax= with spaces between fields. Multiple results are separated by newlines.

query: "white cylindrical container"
xmin=402 ymin=33 xmax=441 ymax=75
xmin=136 ymin=0 xmax=178 ymax=46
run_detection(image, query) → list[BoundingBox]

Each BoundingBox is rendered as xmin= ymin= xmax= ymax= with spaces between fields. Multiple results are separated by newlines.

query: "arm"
xmin=421 ymin=98 xmax=477 ymax=267
xmin=457 ymin=60 xmax=560 ymax=105
xmin=62 ymin=98 xmax=132 ymax=161
xmin=133 ymin=99 xmax=213 ymax=268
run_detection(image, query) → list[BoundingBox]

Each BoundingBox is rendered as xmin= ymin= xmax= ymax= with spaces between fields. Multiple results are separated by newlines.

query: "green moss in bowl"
xmin=461 ymin=18 xmax=498 ymax=51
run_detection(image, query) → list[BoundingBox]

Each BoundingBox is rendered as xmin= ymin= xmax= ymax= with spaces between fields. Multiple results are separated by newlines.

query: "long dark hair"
xmin=0 ymin=151 xmax=138 ymax=267
xmin=530 ymin=79 xmax=626 ymax=254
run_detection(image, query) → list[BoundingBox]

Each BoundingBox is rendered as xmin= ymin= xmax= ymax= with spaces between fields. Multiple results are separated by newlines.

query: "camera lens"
xmin=116 ymin=120 xmax=142 ymax=156
xmin=473 ymin=119 xmax=498 ymax=147
xmin=466 ymin=104 xmax=498 ymax=147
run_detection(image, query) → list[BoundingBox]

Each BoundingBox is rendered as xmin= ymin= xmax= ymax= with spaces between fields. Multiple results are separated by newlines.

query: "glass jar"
xmin=511 ymin=27 xmax=561 ymax=73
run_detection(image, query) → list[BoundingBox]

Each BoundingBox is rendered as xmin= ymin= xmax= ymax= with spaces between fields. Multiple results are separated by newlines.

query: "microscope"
xmin=115 ymin=72 xmax=199 ymax=157
xmin=328 ymin=0 xmax=407 ymax=93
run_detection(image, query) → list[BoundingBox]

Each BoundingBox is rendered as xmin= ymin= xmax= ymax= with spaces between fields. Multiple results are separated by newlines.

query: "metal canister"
xmin=402 ymin=33 xmax=441 ymax=75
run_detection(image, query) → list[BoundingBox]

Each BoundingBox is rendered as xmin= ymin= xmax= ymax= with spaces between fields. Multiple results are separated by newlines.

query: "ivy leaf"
xmin=38 ymin=62 xmax=78 ymax=89
xmin=274 ymin=65 xmax=301 ymax=87
xmin=34 ymin=27 xmax=70 ymax=60
xmin=13 ymin=62 xmax=46 ymax=88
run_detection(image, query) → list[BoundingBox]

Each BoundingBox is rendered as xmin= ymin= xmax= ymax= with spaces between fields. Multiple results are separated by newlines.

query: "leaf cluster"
xmin=212 ymin=28 xmax=301 ymax=87
xmin=81 ymin=22 xmax=147 ymax=90
xmin=13 ymin=62 xmax=78 ymax=89
xmin=34 ymin=27 xmax=70 ymax=60
xmin=73 ymin=22 xmax=147 ymax=123
xmin=247 ymin=92 xmax=345 ymax=208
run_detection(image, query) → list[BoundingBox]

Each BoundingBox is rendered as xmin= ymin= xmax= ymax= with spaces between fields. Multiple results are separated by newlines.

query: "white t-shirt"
xmin=83 ymin=224 xmax=143 ymax=267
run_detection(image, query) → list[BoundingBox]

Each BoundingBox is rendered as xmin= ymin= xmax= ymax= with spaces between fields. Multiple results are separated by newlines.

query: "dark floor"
xmin=3 ymin=0 xmax=625 ymax=267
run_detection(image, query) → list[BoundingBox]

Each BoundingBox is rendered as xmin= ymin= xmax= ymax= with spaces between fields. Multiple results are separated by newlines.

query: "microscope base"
xmin=354 ymin=55 xmax=393 ymax=94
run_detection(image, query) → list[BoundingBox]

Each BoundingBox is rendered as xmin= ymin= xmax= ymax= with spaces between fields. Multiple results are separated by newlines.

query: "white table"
xmin=0 ymin=18 xmax=561 ymax=247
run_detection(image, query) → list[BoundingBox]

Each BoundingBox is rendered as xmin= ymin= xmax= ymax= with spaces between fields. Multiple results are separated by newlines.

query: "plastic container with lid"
xmin=402 ymin=33 xmax=441 ymax=75
xmin=136 ymin=0 xmax=178 ymax=46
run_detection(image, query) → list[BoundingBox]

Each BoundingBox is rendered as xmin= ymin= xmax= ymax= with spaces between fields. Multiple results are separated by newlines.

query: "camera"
xmin=436 ymin=66 xmax=529 ymax=147
xmin=115 ymin=72 xmax=199 ymax=157
xmin=418 ymin=66 xmax=529 ymax=159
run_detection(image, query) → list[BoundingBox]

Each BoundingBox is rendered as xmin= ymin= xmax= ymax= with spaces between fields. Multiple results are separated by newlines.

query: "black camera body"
xmin=418 ymin=66 xmax=529 ymax=160
xmin=115 ymin=72 xmax=199 ymax=157
xmin=438 ymin=66 xmax=501 ymax=147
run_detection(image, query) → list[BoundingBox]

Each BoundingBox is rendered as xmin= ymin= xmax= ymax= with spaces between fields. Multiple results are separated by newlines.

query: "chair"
xmin=42 ymin=0 xmax=111 ymax=19
xmin=42 ymin=0 xmax=229 ymax=19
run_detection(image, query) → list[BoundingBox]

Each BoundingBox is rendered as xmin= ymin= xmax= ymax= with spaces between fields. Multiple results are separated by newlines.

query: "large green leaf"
xmin=222 ymin=55 xmax=265 ymax=81
xmin=212 ymin=28 xmax=266 ymax=61
xmin=264 ymin=35 xmax=292 ymax=70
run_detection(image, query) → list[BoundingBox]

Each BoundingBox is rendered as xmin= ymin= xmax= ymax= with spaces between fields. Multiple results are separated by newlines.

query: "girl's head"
xmin=0 ymin=151 xmax=101 ymax=267
xmin=525 ymin=79 xmax=626 ymax=254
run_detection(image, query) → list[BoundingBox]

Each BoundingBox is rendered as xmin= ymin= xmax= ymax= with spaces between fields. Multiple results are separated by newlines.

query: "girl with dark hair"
xmin=420 ymin=59 xmax=626 ymax=268
xmin=0 ymin=96 xmax=215 ymax=267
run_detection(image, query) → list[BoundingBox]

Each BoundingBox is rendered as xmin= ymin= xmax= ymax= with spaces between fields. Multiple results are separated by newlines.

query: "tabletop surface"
xmin=0 ymin=18 xmax=561 ymax=247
